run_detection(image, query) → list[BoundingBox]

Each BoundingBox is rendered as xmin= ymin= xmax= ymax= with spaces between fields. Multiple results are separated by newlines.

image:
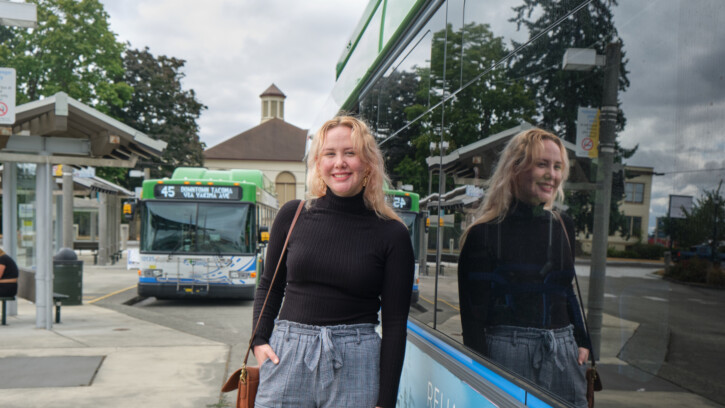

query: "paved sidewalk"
xmin=0 ymin=250 xmax=232 ymax=408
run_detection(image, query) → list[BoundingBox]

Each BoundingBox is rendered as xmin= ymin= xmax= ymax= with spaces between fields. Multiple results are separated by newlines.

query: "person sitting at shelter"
xmin=0 ymin=248 xmax=19 ymax=297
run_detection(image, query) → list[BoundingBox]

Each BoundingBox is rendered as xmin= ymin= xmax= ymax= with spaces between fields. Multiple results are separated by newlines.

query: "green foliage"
xmin=665 ymin=258 xmax=716 ymax=285
xmin=1 ymin=2 xmax=206 ymax=187
xmin=509 ymin=0 xmax=629 ymax=142
xmin=369 ymin=22 xmax=535 ymax=193
xmin=706 ymin=266 xmax=725 ymax=287
xmin=607 ymin=243 xmax=666 ymax=260
xmin=429 ymin=23 xmax=536 ymax=148
xmin=0 ymin=0 xmax=130 ymax=112
xmin=509 ymin=0 xmax=636 ymax=237
xmin=672 ymin=182 xmax=725 ymax=248
xmin=109 ymin=47 xmax=207 ymax=179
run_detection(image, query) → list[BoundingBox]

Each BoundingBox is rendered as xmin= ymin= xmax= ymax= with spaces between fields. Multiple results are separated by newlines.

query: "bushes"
xmin=706 ymin=265 xmax=725 ymax=287
xmin=607 ymin=243 xmax=667 ymax=260
xmin=665 ymin=258 xmax=725 ymax=287
xmin=665 ymin=258 xmax=709 ymax=283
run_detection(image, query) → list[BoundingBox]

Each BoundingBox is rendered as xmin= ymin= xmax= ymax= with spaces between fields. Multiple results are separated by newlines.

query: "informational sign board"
xmin=73 ymin=167 xmax=96 ymax=178
xmin=668 ymin=195 xmax=693 ymax=219
xmin=153 ymin=184 xmax=243 ymax=201
xmin=576 ymin=107 xmax=600 ymax=158
xmin=0 ymin=67 xmax=16 ymax=125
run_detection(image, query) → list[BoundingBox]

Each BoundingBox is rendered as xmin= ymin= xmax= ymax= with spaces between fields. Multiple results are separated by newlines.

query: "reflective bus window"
xmin=338 ymin=0 xmax=725 ymax=406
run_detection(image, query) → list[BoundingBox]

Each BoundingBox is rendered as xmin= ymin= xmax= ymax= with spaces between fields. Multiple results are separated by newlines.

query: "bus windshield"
xmin=398 ymin=212 xmax=419 ymax=259
xmin=141 ymin=201 xmax=254 ymax=255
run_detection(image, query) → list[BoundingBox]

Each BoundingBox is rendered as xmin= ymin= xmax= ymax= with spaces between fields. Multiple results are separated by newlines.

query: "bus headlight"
xmin=229 ymin=271 xmax=240 ymax=278
xmin=142 ymin=269 xmax=163 ymax=277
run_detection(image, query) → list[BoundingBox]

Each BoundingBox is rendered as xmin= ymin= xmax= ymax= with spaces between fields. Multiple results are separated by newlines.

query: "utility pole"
xmin=587 ymin=41 xmax=622 ymax=358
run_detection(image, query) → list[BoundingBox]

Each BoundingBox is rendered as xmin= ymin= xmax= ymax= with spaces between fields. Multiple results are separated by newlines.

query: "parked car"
xmin=672 ymin=244 xmax=725 ymax=263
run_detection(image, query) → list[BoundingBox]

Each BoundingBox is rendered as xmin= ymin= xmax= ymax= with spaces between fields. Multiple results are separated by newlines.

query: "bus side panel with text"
xmin=137 ymin=167 xmax=278 ymax=299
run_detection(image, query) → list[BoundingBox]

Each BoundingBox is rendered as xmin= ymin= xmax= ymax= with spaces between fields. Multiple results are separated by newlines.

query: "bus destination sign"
xmin=153 ymin=184 xmax=243 ymax=201
xmin=385 ymin=194 xmax=412 ymax=211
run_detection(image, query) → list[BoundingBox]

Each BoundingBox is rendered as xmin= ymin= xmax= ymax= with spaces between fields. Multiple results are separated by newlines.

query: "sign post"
xmin=0 ymin=67 xmax=16 ymax=127
xmin=575 ymin=106 xmax=600 ymax=158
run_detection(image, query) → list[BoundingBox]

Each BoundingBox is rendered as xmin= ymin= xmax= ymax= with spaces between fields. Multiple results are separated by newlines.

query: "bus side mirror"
xmin=259 ymin=226 xmax=270 ymax=244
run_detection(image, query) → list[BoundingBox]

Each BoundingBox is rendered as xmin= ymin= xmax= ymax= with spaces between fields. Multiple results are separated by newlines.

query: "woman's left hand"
xmin=577 ymin=347 xmax=589 ymax=365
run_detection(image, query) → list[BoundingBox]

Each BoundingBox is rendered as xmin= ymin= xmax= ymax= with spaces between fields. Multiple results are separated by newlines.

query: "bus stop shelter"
xmin=0 ymin=92 xmax=166 ymax=329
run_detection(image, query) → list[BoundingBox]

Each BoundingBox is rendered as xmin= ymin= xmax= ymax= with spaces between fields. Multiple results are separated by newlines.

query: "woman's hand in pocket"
xmin=253 ymin=344 xmax=279 ymax=367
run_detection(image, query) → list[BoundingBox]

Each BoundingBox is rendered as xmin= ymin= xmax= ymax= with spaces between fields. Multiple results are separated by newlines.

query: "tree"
xmin=360 ymin=68 xmax=430 ymax=192
xmin=675 ymin=182 xmax=725 ymax=249
xmin=109 ymin=48 xmax=207 ymax=179
xmin=368 ymin=22 xmax=536 ymax=194
xmin=430 ymin=22 xmax=536 ymax=149
xmin=509 ymin=0 xmax=635 ymax=237
xmin=0 ymin=0 xmax=131 ymax=112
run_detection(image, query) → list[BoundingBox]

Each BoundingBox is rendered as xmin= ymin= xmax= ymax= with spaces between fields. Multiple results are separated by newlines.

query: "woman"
xmin=252 ymin=116 xmax=414 ymax=408
xmin=0 ymin=248 xmax=19 ymax=297
xmin=457 ymin=128 xmax=591 ymax=407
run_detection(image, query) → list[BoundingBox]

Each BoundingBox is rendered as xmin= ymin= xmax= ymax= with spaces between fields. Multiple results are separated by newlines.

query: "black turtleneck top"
xmin=252 ymin=190 xmax=414 ymax=408
xmin=457 ymin=200 xmax=590 ymax=356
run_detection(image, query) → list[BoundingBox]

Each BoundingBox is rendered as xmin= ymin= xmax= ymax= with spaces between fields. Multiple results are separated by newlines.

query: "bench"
xmin=73 ymin=241 xmax=99 ymax=264
xmin=72 ymin=241 xmax=123 ymax=265
xmin=8 ymin=269 xmax=70 ymax=325
xmin=53 ymin=293 xmax=69 ymax=323
xmin=1 ymin=296 xmax=14 ymax=325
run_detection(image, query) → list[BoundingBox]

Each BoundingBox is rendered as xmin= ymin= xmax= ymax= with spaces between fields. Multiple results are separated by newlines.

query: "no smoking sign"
xmin=581 ymin=137 xmax=594 ymax=151
xmin=0 ymin=67 xmax=16 ymax=125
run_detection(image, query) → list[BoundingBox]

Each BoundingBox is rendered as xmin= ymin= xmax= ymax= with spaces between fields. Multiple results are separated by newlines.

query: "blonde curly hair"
xmin=461 ymin=128 xmax=569 ymax=243
xmin=306 ymin=116 xmax=401 ymax=222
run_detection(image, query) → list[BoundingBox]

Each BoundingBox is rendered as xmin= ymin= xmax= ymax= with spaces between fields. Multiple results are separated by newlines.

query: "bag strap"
xmin=243 ymin=200 xmax=305 ymax=367
xmin=552 ymin=210 xmax=597 ymax=367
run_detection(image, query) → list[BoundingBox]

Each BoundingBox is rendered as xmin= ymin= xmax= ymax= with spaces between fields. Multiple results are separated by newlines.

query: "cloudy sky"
xmin=99 ymin=0 xmax=369 ymax=149
xmin=611 ymin=0 xmax=725 ymax=233
xmin=97 ymin=0 xmax=724 ymax=234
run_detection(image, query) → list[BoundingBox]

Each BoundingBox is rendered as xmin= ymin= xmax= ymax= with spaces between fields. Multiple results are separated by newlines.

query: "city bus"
xmin=384 ymin=187 xmax=423 ymax=304
xmin=137 ymin=167 xmax=278 ymax=299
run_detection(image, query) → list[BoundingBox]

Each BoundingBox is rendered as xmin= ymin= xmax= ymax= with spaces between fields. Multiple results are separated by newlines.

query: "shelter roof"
xmin=2 ymin=92 xmax=166 ymax=167
xmin=425 ymin=121 xmax=588 ymax=184
xmin=56 ymin=175 xmax=134 ymax=197
xmin=204 ymin=118 xmax=306 ymax=162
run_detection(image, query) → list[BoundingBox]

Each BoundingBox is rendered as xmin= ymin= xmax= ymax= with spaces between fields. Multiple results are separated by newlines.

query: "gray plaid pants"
xmin=485 ymin=325 xmax=588 ymax=408
xmin=255 ymin=320 xmax=381 ymax=408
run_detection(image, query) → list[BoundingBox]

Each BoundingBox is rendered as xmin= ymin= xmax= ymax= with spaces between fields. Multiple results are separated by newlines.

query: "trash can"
xmin=53 ymin=248 xmax=83 ymax=305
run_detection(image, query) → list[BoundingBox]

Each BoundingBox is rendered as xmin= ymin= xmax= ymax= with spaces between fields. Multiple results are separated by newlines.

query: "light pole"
xmin=429 ymin=140 xmax=448 ymax=330
xmin=0 ymin=1 xmax=37 ymax=28
xmin=563 ymin=42 xmax=622 ymax=358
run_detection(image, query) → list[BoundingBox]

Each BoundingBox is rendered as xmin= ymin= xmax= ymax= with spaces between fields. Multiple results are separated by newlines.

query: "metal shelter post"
xmin=62 ymin=170 xmax=74 ymax=248
xmin=2 ymin=163 xmax=18 ymax=316
xmin=35 ymin=160 xmax=53 ymax=329
xmin=98 ymin=192 xmax=108 ymax=265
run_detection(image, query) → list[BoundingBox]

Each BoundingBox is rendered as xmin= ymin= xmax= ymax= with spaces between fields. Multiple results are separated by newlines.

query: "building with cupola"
xmin=203 ymin=84 xmax=307 ymax=206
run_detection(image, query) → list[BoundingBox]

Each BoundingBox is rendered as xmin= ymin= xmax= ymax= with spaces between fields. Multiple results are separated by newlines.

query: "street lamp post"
xmin=0 ymin=1 xmax=37 ymax=28
xmin=587 ymin=42 xmax=621 ymax=358
xmin=429 ymin=140 xmax=448 ymax=330
xmin=564 ymin=42 xmax=622 ymax=358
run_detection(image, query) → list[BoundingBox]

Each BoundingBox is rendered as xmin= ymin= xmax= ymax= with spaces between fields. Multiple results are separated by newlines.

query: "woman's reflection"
xmin=458 ymin=128 xmax=591 ymax=408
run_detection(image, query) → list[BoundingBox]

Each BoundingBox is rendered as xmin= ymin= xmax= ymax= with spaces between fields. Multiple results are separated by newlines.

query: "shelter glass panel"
xmin=16 ymin=163 xmax=37 ymax=268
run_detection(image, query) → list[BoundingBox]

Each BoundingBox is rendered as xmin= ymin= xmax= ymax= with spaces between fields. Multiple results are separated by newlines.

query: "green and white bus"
xmin=384 ymin=188 xmax=424 ymax=304
xmin=137 ymin=167 xmax=278 ymax=299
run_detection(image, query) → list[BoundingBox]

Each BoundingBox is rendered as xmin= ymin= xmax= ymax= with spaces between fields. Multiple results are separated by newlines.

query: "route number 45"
xmin=159 ymin=185 xmax=176 ymax=198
